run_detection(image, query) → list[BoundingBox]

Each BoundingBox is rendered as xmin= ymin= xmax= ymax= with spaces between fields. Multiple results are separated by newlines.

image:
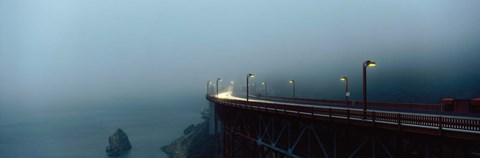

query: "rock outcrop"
xmin=106 ymin=129 xmax=132 ymax=156
xmin=162 ymin=121 xmax=218 ymax=158
xmin=162 ymin=108 xmax=219 ymax=158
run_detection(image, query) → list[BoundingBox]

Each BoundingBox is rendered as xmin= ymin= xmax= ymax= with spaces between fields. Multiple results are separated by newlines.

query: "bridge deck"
xmin=208 ymin=94 xmax=480 ymax=140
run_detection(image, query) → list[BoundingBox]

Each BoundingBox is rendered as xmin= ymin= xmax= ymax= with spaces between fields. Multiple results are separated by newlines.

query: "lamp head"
xmin=248 ymin=73 xmax=255 ymax=78
xmin=261 ymin=82 xmax=266 ymax=85
xmin=289 ymin=80 xmax=294 ymax=83
xmin=217 ymin=78 xmax=222 ymax=81
xmin=340 ymin=77 xmax=347 ymax=81
xmin=366 ymin=60 xmax=376 ymax=67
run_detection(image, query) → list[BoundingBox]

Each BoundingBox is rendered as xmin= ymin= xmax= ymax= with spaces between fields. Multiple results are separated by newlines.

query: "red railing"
xmin=208 ymin=96 xmax=480 ymax=139
xmin=268 ymin=96 xmax=441 ymax=112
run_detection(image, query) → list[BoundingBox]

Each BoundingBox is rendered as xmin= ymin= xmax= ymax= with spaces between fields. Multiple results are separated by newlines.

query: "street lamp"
xmin=216 ymin=78 xmax=222 ymax=98
xmin=363 ymin=60 xmax=376 ymax=118
xmin=246 ymin=73 xmax=255 ymax=101
xmin=340 ymin=77 xmax=349 ymax=104
xmin=261 ymin=82 xmax=267 ymax=98
xmin=289 ymin=80 xmax=296 ymax=98
xmin=207 ymin=80 xmax=211 ymax=95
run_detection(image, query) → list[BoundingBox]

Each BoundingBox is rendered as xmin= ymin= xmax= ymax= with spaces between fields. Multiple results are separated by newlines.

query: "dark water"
xmin=0 ymin=97 xmax=205 ymax=158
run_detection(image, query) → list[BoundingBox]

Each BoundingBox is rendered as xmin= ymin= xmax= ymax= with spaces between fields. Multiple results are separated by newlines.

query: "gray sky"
xmin=1 ymin=0 xmax=479 ymax=106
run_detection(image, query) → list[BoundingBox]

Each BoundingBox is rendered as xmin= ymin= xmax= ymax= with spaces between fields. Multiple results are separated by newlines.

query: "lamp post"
xmin=363 ymin=60 xmax=376 ymax=118
xmin=261 ymin=82 xmax=267 ymax=98
xmin=252 ymin=83 xmax=256 ymax=96
xmin=340 ymin=77 xmax=349 ymax=104
xmin=289 ymin=80 xmax=296 ymax=98
xmin=246 ymin=73 xmax=255 ymax=101
xmin=216 ymin=78 xmax=222 ymax=98
xmin=207 ymin=80 xmax=211 ymax=95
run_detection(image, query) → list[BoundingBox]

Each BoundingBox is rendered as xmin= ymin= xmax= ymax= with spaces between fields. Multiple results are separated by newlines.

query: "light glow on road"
xmin=216 ymin=91 xmax=245 ymax=100
xmin=215 ymin=81 xmax=246 ymax=100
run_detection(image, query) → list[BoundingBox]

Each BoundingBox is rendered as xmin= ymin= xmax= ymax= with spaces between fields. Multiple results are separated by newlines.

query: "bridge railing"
xmin=208 ymin=96 xmax=480 ymax=136
xmin=267 ymin=96 xmax=441 ymax=112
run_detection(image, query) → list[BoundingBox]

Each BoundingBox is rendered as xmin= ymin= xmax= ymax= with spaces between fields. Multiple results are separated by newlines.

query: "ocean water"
xmin=0 ymin=97 xmax=206 ymax=158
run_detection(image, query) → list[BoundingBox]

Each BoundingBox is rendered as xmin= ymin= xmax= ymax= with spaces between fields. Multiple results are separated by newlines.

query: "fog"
xmin=1 ymin=0 xmax=479 ymax=107
xmin=1 ymin=1 xmax=479 ymax=157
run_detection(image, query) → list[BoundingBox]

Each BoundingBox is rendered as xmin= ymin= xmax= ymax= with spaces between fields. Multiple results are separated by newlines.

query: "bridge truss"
xmin=209 ymin=96 xmax=480 ymax=158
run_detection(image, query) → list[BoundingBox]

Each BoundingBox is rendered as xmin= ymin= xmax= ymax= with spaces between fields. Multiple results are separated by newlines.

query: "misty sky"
xmin=1 ymin=0 xmax=479 ymax=106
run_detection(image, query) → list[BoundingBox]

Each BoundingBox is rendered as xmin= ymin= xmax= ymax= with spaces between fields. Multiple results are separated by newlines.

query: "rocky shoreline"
xmin=162 ymin=110 xmax=219 ymax=158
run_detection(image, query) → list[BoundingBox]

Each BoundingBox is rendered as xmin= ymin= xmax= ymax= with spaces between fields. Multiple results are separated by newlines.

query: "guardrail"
xmin=207 ymin=96 xmax=480 ymax=139
xmin=268 ymin=96 xmax=441 ymax=112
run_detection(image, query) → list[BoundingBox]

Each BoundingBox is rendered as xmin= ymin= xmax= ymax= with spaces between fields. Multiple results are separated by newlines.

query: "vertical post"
xmin=397 ymin=113 xmax=402 ymax=130
xmin=247 ymin=76 xmax=249 ymax=101
xmin=246 ymin=73 xmax=255 ymax=101
xmin=253 ymin=83 xmax=256 ymax=97
xmin=311 ymin=106 xmax=314 ymax=118
xmin=341 ymin=77 xmax=349 ymax=105
xmin=293 ymin=81 xmax=296 ymax=98
xmin=262 ymin=82 xmax=267 ymax=98
xmin=347 ymin=109 xmax=350 ymax=120
xmin=372 ymin=111 xmax=376 ymax=127
xmin=265 ymin=83 xmax=267 ymax=98
xmin=289 ymin=80 xmax=296 ymax=98
xmin=363 ymin=63 xmax=367 ymax=118
xmin=329 ymin=108 xmax=332 ymax=121
xmin=362 ymin=60 xmax=375 ymax=118
xmin=439 ymin=116 xmax=443 ymax=136
xmin=345 ymin=78 xmax=349 ymax=103
xmin=216 ymin=78 xmax=222 ymax=98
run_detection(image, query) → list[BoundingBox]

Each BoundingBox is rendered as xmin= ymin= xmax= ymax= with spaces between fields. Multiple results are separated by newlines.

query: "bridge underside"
xmin=216 ymin=103 xmax=480 ymax=158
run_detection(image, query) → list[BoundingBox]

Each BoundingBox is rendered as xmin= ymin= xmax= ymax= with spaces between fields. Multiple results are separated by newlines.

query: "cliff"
xmin=162 ymin=109 xmax=219 ymax=158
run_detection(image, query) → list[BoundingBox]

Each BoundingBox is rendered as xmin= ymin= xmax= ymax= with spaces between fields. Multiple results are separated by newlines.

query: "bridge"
xmin=206 ymin=92 xmax=480 ymax=158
